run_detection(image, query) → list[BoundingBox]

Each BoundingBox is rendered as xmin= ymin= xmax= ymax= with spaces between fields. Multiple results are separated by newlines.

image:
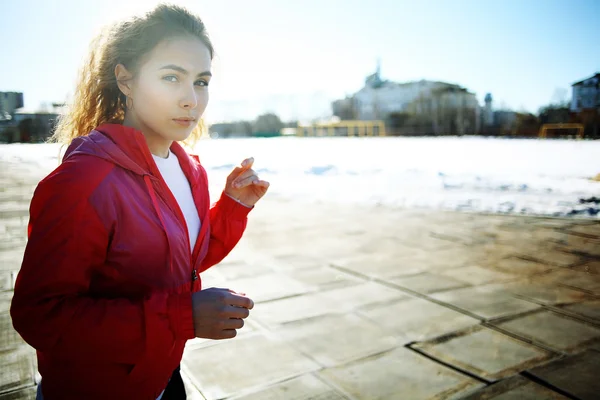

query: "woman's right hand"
xmin=191 ymin=288 xmax=254 ymax=339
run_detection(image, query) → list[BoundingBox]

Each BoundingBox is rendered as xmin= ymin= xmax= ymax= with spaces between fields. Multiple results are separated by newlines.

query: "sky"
xmin=1 ymin=0 xmax=599 ymax=123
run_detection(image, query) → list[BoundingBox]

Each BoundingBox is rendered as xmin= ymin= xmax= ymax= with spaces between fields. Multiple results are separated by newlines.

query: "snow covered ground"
xmin=2 ymin=136 xmax=599 ymax=218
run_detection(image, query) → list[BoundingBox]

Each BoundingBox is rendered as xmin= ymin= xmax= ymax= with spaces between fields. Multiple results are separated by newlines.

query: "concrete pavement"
xmin=1 ymin=160 xmax=599 ymax=399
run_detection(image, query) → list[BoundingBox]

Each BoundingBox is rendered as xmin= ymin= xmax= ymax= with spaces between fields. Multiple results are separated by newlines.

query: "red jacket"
xmin=10 ymin=123 xmax=251 ymax=399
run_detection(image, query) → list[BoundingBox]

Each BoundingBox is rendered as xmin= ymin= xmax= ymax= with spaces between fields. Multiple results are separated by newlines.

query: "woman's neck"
xmin=122 ymin=114 xmax=172 ymax=158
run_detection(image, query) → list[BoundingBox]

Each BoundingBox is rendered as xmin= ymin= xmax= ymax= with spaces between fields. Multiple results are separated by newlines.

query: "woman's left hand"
xmin=224 ymin=157 xmax=270 ymax=207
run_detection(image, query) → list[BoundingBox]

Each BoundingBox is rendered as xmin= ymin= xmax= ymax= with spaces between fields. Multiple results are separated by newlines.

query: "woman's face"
xmin=119 ymin=36 xmax=212 ymax=147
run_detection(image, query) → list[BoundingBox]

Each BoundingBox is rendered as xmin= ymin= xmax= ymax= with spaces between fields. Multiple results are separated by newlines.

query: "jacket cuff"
xmin=167 ymin=292 xmax=195 ymax=340
xmin=218 ymin=191 xmax=253 ymax=220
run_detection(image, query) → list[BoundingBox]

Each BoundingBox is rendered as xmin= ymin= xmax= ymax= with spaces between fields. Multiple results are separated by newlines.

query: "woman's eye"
xmin=163 ymin=75 xmax=178 ymax=82
xmin=195 ymin=80 xmax=209 ymax=87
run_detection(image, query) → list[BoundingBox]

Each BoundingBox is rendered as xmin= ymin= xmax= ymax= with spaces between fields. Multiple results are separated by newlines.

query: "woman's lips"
xmin=172 ymin=118 xmax=195 ymax=127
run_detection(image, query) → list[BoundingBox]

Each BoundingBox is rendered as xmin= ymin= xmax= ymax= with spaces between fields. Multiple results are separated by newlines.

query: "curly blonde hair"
xmin=52 ymin=3 xmax=214 ymax=146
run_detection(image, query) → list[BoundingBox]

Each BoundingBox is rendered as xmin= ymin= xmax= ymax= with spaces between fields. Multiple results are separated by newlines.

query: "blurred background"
xmin=1 ymin=0 xmax=599 ymax=218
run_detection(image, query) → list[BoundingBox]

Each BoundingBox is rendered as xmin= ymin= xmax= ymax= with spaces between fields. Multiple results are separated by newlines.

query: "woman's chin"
xmin=165 ymin=128 xmax=194 ymax=142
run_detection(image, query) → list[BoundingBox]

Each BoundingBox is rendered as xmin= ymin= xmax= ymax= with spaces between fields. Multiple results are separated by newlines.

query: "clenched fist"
xmin=191 ymin=287 xmax=254 ymax=340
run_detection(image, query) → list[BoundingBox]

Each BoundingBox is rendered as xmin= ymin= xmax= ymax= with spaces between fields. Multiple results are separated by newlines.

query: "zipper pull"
xmin=191 ymin=269 xmax=198 ymax=281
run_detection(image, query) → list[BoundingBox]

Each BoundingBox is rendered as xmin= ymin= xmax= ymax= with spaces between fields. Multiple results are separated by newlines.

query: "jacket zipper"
xmin=153 ymin=176 xmax=199 ymax=287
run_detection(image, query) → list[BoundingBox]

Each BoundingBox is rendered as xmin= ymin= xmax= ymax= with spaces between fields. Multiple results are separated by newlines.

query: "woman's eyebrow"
xmin=159 ymin=64 xmax=212 ymax=77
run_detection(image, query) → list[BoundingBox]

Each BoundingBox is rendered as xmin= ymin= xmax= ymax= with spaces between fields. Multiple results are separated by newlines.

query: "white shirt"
xmin=152 ymin=150 xmax=201 ymax=251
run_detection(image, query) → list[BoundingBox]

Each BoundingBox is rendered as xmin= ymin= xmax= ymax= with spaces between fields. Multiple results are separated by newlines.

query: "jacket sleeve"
xmin=10 ymin=159 xmax=195 ymax=365
xmin=198 ymin=191 xmax=252 ymax=272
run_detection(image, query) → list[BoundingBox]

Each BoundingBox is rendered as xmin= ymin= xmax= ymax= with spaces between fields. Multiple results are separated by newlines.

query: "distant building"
xmin=332 ymin=63 xmax=480 ymax=135
xmin=0 ymin=95 xmax=65 ymax=143
xmin=493 ymin=110 xmax=518 ymax=129
xmin=478 ymin=93 xmax=521 ymax=135
xmin=570 ymin=72 xmax=600 ymax=138
xmin=353 ymin=66 xmax=478 ymax=119
xmin=571 ymin=72 xmax=599 ymax=112
xmin=483 ymin=93 xmax=494 ymax=126
xmin=0 ymin=92 xmax=24 ymax=121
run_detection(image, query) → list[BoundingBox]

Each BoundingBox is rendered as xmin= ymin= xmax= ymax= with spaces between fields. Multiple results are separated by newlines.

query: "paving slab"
xmin=538 ymin=269 xmax=600 ymax=294
xmin=388 ymin=272 xmax=469 ymax=294
xmin=414 ymin=246 xmax=491 ymax=270
xmin=526 ymin=349 xmax=600 ymax=400
xmin=352 ymin=237 xmax=427 ymax=258
xmin=0 ymin=272 xmax=11 ymax=292
xmin=560 ymin=300 xmax=600 ymax=321
xmin=502 ymin=281 xmax=592 ymax=305
xmin=431 ymin=286 xmax=540 ymax=320
xmin=411 ymin=326 xmax=555 ymax=381
xmin=331 ymin=253 xmax=426 ymax=278
xmin=319 ymin=281 xmax=410 ymax=311
xmin=229 ymin=373 xmax=347 ymax=400
xmin=530 ymin=219 xmax=579 ymax=228
xmin=515 ymin=250 xmax=582 ymax=268
xmin=210 ymin=260 xmax=273 ymax=280
xmin=284 ymin=267 xmax=361 ymax=290
xmin=556 ymin=235 xmax=600 ymax=258
xmin=224 ymin=273 xmax=311 ymax=303
xmin=198 ymin=268 xmax=228 ymax=289
xmin=358 ymin=297 xmax=479 ymax=343
xmin=270 ymin=254 xmax=329 ymax=270
xmin=494 ymin=310 xmax=600 ymax=352
xmin=0 ymin=348 xmax=35 ymax=394
xmin=0 ymin=241 xmax=25 ymax=253
xmin=430 ymin=226 xmax=495 ymax=246
xmin=439 ymin=265 xmax=518 ymax=285
xmin=0 ymin=313 xmax=25 ymax=351
xmin=0 ymin=251 xmax=25 ymax=273
xmin=182 ymin=333 xmax=320 ymax=400
xmin=247 ymin=280 xmax=407 ymax=329
xmin=505 ymin=228 xmax=571 ymax=245
xmin=564 ymin=223 xmax=600 ymax=238
xmin=319 ymin=347 xmax=484 ymax=400
xmin=400 ymin=236 xmax=457 ymax=252
xmin=0 ymin=292 xmax=12 ymax=314
xmin=277 ymin=314 xmax=398 ymax=367
xmin=0 ymin=386 xmax=36 ymax=400
xmin=460 ymin=375 xmax=569 ymax=400
xmin=251 ymin=292 xmax=339 ymax=328
xmin=572 ymin=259 xmax=600 ymax=274
xmin=488 ymin=257 xmax=554 ymax=276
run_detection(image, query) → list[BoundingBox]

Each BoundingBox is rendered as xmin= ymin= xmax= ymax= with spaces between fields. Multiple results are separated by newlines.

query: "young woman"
xmin=10 ymin=4 xmax=269 ymax=399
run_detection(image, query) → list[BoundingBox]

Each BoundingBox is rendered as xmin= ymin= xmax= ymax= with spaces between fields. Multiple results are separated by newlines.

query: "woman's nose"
xmin=180 ymin=88 xmax=198 ymax=109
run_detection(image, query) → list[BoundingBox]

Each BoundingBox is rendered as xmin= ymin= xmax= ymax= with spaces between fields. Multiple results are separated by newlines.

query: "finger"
xmin=227 ymin=166 xmax=245 ymax=181
xmin=219 ymin=329 xmax=237 ymax=339
xmin=254 ymin=180 xmax=270 ymax=188
xmin=241 ymin=157 xmax=254 ymax=169
xmin=226 ymin=293 xmax=255 ymax=310
xmin=215 ymin=287 xmax=247 ymax=297
xmin=234 ymin=174 xmax=259 ymax=189
xmin=221 ymin=304 xmax=251 ymax=319
xmin=232 ymin=169 xmax=256 ymax=185
xmin=227 ymin=288 xmax=246 ymax=296
xmin=223 ymin=318 xmax=244 ymax=330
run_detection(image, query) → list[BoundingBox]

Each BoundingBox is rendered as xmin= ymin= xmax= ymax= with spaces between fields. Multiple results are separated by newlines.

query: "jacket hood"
xmin=62 ymin=123 xmax=200 ymax=182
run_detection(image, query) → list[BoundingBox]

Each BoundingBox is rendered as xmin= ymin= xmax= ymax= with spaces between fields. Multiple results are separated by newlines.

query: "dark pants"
xmin=161 ymin=365 xmax=187 ymax=400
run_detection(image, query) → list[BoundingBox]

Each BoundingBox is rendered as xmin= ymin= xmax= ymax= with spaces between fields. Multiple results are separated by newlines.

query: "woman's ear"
xmin=115 ymin=64 xmax=133 ymax=96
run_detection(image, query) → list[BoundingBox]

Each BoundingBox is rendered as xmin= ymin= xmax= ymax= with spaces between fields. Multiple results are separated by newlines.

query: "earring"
xmin=125 ymin=96 xmax=133 ymax=110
